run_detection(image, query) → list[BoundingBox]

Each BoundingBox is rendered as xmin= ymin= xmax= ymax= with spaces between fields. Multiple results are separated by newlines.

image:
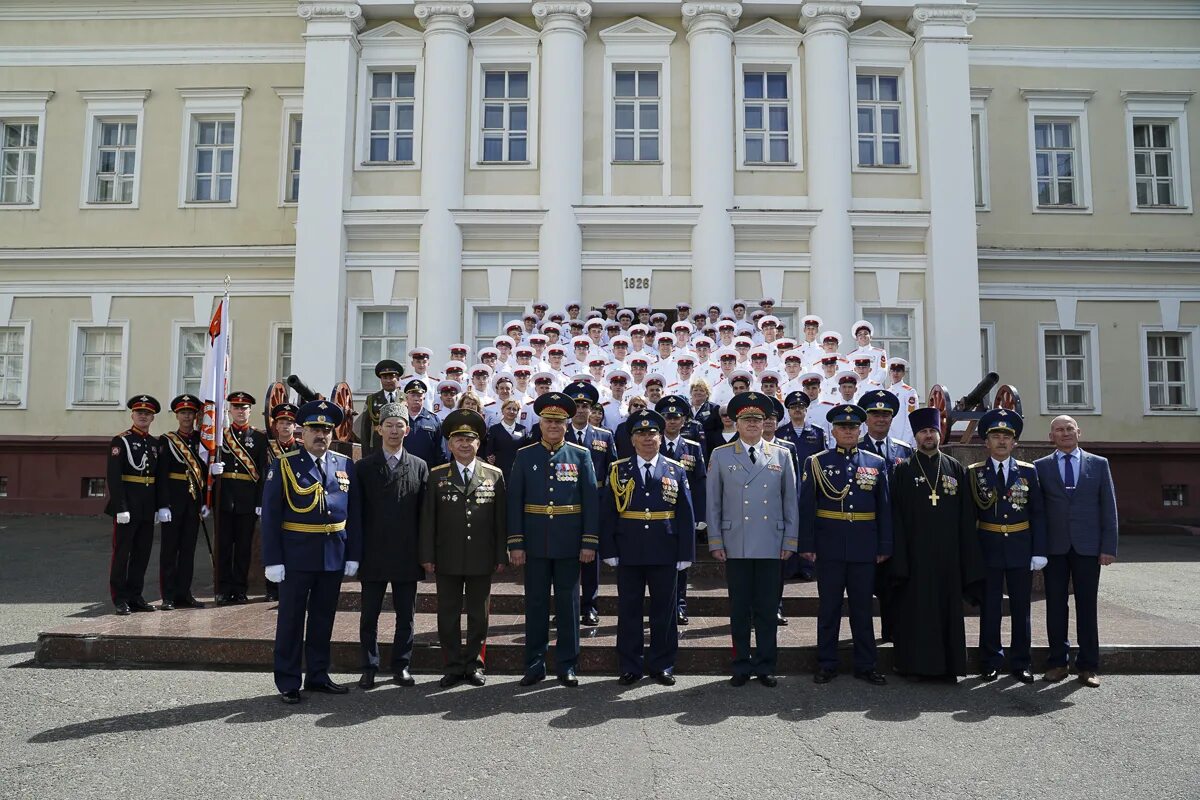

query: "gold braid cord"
xmin=610 ymin=462 xmax=635 ymax=514
xmin=280 ymin=456 xmax=324 ymax=514
xmin=810 ymin=454 xmax=851 ymax=502
xmin=969 ymin=464 xmax=998 ymax=511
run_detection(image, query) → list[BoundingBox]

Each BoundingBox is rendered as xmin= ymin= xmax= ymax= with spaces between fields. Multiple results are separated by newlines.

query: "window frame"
xmin=1140 ymin=325 xmax=1198 ymax=416
xmin=856 ymin=301 xmax=924 ymax=391
xmin=0 ymin=90 xmax=52 ymax=210
xmin=274 ymin=87 xmax=303 ymax=207
xmin=269 ymin=322 xmax=293 ymax=384
xmin=848 ymin=23 xmax=917 ymax=175
xmin=1022 ymin=89 xmax=1095 ymax=214
xmin=355 ymin=22 xmax=425 ymax=172
xmin=469 ymin=18 xmax=539 ymax=171
xmin=465 ymin=303 xmax=526 ymax=353
xmin=970 ymin=87 xmax=992 ymax=211
xmin=734 ymin=19 xmax=803 ymax=172
xmin=170 ymin=323 xmax=207 ymax=397
xmin=1123 ymin=91 xmax=1193 ymax=215
xmin=176 ymin=87 xmax=248 ymax=209
xmin=78 ymin=89 xmax=148 ymax=209
xmin=0 ymin=320 xmax=31 ymax=409
xmin=66 ymin=319 xmax=129 ymax=410
xmin=347 ymin=301 xmax=415 ymax=396
xmin=1037 ymin=323 xmax=1101 ymax=416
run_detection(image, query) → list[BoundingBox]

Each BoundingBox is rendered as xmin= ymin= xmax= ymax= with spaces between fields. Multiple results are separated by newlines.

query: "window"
xmin=1022 ymin=89 xmax=1093 ymax=212
xmin=0 ymin=326 xmax=26 ymax=404
xmin=863 ymin=309 xmax=910 ymax=362
xmin=91 ymin=120 xmax=137 ymax=203
xmin=1043 ymin=331 xmax=1090 ymax=410
xmin=178 ymin=87 xmax=246 ymax=207
xmin=1133 ymin=122 xmax=1177 ymax=208
xmin=970 ymin=88 xmax=992 ymax=210
xmin=614 ymin=70 xmax=660 ymax=162
xmin=479 ymin=70 xmax=528 ymax=163
xmin=1 ymin=120 xmax=39 ymax=205
xmin=358 ymin=309 xmax=408 ymax=391
xmin=742 ymin=71 xmax=790 ymax=164
xmin=1147 ymin=332 xmax=1191 ymax=410
xmin=1123 ymin=92 xmax=1193 ymax=213
xmin=80 ymin=90 xmax=148 ymax=208
xmin=1162 ymin=485 xmax=1186 ymax=507
xmin=1033 ymin=120 xmax=1079 ymax=207
xmin=368 ymin=71 xmax=415 ymax=163
xmin=285 ymin=115 xmax=302 ymax=203
xmin=275 ymin=326 xmax=293 ymax=381
xmin=856 ymin=74 xmax=902 ymax=167
xmin=474 ymin=307 xmax=524 ymax=352
xmin=83 ymin=478 xmax=106 ymax=498
xmin=75 ymin=326 xmax=124 ymax=405
xmin=177 ymin=327 xmax=206 ymax=396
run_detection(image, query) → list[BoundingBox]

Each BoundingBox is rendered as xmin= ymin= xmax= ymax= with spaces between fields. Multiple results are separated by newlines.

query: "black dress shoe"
xmin=159 ymin=601 xmax=175 ymax=611
xmin=676 ymin=610 xmax=689 ymax=626
xmin=234 ymin=593 xmax=249 ymax=605
xmin=980 ymin=669 xmax=1000 ymax=682
xmin=581 ymin=610 xmax=600 ymax=627
xmin=854 ymin=670 xmax=887 ymax=685
xmin=439 ymin=673 xmax=463 ymax=689
xmin=115 ymin=602 xmax=131 ymax=616
xmin=214 ymin=593 xmax=233 ymax=606
xmin=176 ymin=596 xmax=205 ymax=609
xmin=730 ymin=673 xmax=750 ymax=687
xmin=280 ymin=690 xmax=301 ymax=704
xmin=358 ymin=671 xmax=376 ymax=689
xmin=758 ymin=674 xmax=779 ymax=688
xmin=305 ymin=680 xmax=349 ymax=695
xmin=129 ymin=598 xmax=156 ymax=612
xmin=466 ymin=669 xmax=486 ymax=687
xmin=519 ymin=671 xmax=546 ymax=687
xmin=1012 ymin=669 xmax=1035 ymax=684
xmin=618 ymin=672 xmax=641 ymax=686
xmin=264 ymin=591 xmax=278 ymax=602
xmin=395 ymin=668 xmax=416 ymax=687
xmin=814 ymin=670 xmax=837 ymax=684
xmin=652 ymin=671 xmax=676 ymax=687
xmin=776 ymin=612 xmax=788 ymax=626
xmin=558 ymin=669 xmax=579 ymax=687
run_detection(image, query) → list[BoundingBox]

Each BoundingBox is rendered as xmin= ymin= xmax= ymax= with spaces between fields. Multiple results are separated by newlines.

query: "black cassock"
xmin=889 ymin=451 xmax=986 ymax=677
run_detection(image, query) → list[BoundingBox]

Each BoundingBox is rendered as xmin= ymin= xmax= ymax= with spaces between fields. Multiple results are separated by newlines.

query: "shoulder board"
xmin=564 ymin=441 xmax=589 ymax=452
xmin=281 ymin=448 xmax=301 ymax=458
xmin=480 ymin=462 xmax=503 ymax=475
xmin=902 ymin=383 xmax=913 ymax=390
xmin=662 ymin=456 xmax=684 ymax=468
xmin=890 ymin=439 xmax=913 ymax=449
xmin=1015 ymin=460 xmax=1034 ymax=468
xmin=711 ymin=441 xmax=737 ymax=453
xmin=517 ymin=442 xmax=543 ymax=452
xmin=682 ymin=438 xmax=701 ymax=447
xmin=859 ymin=450 xmax=885 ymax=463
xmin=612 ymin=457 xmax=630 ymax=465
xmin=968 ymin=461 xmax=986 ymax=469
xmin=430 ymin=463 xmax=452 ymax=472
xmin=594 ymin=426 xmax=611 ymax=434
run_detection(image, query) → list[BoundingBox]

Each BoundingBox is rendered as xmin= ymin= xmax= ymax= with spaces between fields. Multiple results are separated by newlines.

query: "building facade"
xmin=0 ymin=0 xmax=1198 ymax=515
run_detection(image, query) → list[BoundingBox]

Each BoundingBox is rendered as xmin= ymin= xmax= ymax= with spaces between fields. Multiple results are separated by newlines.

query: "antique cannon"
xmin=926 ymin=372 xmax=1023 ymax=443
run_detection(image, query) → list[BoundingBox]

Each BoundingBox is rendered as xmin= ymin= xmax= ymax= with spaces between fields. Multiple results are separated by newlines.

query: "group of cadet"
xmin=103 ymin=298 xmax=1118 ymax=703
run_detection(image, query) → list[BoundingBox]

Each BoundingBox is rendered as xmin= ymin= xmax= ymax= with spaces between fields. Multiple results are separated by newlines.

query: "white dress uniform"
xmin=888 ymin=380 xmax=920 ymax=447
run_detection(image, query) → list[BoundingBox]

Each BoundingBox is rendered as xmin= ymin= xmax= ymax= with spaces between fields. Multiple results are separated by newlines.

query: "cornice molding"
xmin=0 ymin=44 xmax=305 ymax=67
xmin=531 ymin=1 xmax=592 ymax=31
xmin=0 ymin=0 xmax=295 ymax=20
xmin=975 ymin=0 xmax=1200 ymax=20
xmin=76 ymin=89 xmax=152 ymax=102
xmin=970 ymin=46 xmax=1200 ymax=70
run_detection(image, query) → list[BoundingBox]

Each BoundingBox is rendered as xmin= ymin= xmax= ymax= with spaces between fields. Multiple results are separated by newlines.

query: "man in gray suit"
xmin=1034 ymin=415 xmax=1118 ymax=688
xmin=707 ymin=392 xmax=798 ymax=687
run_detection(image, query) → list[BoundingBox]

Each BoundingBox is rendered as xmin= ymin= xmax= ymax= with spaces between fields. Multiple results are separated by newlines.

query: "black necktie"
xmin=667 ymin=442 xmax=675 ymax=458
xmin=644 ymin=463 xmax=653 ymax=484
xmin=749 ymin=446 xmax=757 ymax=464
xmin=463 ymin=467 xmax=471 ymax=485
xmin=997 ymin=462 xmax=1005 ymax=486
xmin=315 ymin=456 xmax=327 ymax=485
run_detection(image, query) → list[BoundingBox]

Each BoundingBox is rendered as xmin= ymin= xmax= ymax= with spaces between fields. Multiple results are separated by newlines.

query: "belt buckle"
xmin=644 ymin=509 xmax=652 ymax=521
xmin=844 ymin=512 xmax=852 ymax=522
xmin=1000 ymin=524 xmax=1009 ymax=534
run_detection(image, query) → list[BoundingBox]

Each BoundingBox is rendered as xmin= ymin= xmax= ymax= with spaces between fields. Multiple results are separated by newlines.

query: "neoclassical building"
xmin=0 ymin=0 xmax=1198 ymax=515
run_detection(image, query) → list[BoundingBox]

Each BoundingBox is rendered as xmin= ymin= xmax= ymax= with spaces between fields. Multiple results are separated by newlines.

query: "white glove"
xmin=265 ymin=564 xmax=285 ymax=583
xmin=344 ymin=561 xmax=359 ymax=577
xmin=696 ymin=522 xmax=707 ymax=531
xmin=255 ymin=506 xmax=262 ymax=517
xmin=200 ymin=505 xmax=210 ymax=519
xmin=157 ymin=508 xmax=172 ymax=523
xmin=676 ymin=561 xmax=692 ymax=571
xmin=209 ymin=462 xmax=224 ymax=476
xmin=603 ymin=557 xmax=619 ymax=567
xmin=115 ymin=511 xmax=131 ymax=524
xmin=1030 ymin=556 xmax=1048 ymax=571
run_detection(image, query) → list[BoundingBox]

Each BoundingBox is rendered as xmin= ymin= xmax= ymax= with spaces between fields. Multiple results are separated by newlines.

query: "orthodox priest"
xmin=889 ymin=407 xmax=986 ymax=682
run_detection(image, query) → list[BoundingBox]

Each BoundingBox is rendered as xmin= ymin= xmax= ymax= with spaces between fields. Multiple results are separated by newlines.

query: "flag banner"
xmin=199 ymin=298 xmax=230 ymax=460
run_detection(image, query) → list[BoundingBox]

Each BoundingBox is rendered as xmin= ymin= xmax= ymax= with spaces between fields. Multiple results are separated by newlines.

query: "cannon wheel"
xmin=994 ymin=384 xmax=1023 ymax=416
xmin=927 ymin=384 xmax=951 ymax=442
xmin=263 ymin=381 xmax=288 ymax=436
xmin=330 ymin=381 xmax=357 ymax=443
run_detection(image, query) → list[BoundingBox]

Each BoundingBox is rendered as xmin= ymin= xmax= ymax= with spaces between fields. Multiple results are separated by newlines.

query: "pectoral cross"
xmin=929 ymin=491 xmax=939 ymax=507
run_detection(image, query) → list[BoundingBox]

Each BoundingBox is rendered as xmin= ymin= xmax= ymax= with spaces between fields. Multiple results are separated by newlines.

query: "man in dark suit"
xmin=1035 ymin=415 xmax=1118 ymax=688
xmin=347 ymin=402 xmax=428 ymax=689
xmin=420 ymin=409 xmax=507 ymax=687
xmin=106 ymin=395 xmax=161 ymax=615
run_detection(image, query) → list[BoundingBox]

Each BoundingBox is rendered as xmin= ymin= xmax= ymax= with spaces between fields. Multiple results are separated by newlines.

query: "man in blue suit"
xmin=655 ymin=396 xmax=706 ymax=625
xmin=600 ymin=409 xmax=695 ymax=686
xmin=400 ymin=379 xmax=446 ymax=468
xmin=1035 ymin=415 xmax=1119 ymax=688
xmin=261 ymin=400 xmax=358 ymax=704
xmin=776 ymin=391 xmax=825 ymax=584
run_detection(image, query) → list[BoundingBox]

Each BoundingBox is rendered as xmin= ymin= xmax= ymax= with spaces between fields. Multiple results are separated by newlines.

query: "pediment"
xmin=598 ymin=16 xmax=677 ymax=46
xmin=359 ymin=21 xmax=422 ymax=41
xmin=735 ymin=18 xmax=803 ymax=44
xmin=850 ymin=20 xmax=914 ymax=44
xmin=470 ymin=17 xmax=539 ymax=44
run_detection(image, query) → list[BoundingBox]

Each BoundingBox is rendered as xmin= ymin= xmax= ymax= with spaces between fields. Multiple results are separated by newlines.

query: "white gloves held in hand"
xmin=265 ymin=564 xmax=285 ymax=583
xmin=603 ymin=557 xmax=619 ymax=567
xmin=1030 ymin=556 xmax=1048 ymax=572
xmin=200 ymin=505 xmax=210 ymax=519
xmin=156 ymin=508 xmax=172 ymax=523
xmin=344 ymin=561 xmax=359 ymax=577
xmin=255 ymin=507 xmax=262 ymax=517
xmin=209 ymin=462 xmax=224 ymax=476
xmin=115 ymin=511 xmax=131 ymax=524
xmin=676 ymin=561 xmax=691 ymax=571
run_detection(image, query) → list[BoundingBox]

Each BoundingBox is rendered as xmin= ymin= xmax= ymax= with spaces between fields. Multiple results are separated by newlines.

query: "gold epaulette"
xmin=430 ymin=463 xmax=452 ymax=472
xmin=517 ymin=441 xmax=544 ymax=452
xmin=564 ymin=440 xmax=589 ymax=452
xmin=281 ymin=449 xmax=300 ymax=459
xmin=682 ymin=438 xmax=701 ymax=448
xmin=711 ymin=441 xmax=737 ymax=454
xmin=611 ymin=457 xmax=630 ymax=465
xmin=969 ymin=461 xmax=986 ymax=469
xmin=1015 ymin=460 xmax=1034 ymax=468
xmin=662 ymin=456 xmax=684 ymax=468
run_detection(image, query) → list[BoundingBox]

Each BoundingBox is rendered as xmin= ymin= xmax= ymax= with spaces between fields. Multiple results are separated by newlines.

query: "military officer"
xmin=356 ymin=359 xmax=403 ymax=455
xmin=776 ymin=391 xmax=825 ymax=583
xmin=707 ymin=392 xmax=799 ymax=687
xmin=562 ymin=380 xmax=617 ymax=627
xmin=155 ymin=394 xmax=208 ymax=610
xmin=799 ymin=403 xmax=892 ymax=686
xmin=262 ymin=400 xmax=358 ymax=704
xmin=264 ymin=402 xmax=300 ymax=602
xmin=399 ymin=379 xmax=447 ymax=468
xmin=507 ymin=392 xmax=600 ymax=688
xmin=420 ymin=410 xmax=507 ymax=687
xmin=969 ymin=408 xmax=1047 ymax=683
xmin=601 ymin=409 xmax=695 ymax=686
xmin=654 ymin=396 xmax=706 ymax=626
xmin=106 ymin=395 xmax=161 ymax=615
xmin=209 ymin=391 xmax=268 ymax=604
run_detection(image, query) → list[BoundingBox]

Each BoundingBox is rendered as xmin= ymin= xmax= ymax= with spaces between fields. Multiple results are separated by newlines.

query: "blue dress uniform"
xmin=261 ymin=401 xmax=357 ymax=700
xmin=105 ymin=395 xmax=161 ymax=614
xmin=654 ymin=396 xmax=706 ymax=623
xmin=798 ymin=403 xmax=893 ymax=680
xmin=777 ymin=391 xmax=826 ymax=582
xmin=600 ymin=410 xmax=695 ymax=683
xmin=400 ymin=379 xmax=447 ymax=468
xmin=507 ymin=392 xmax=600 ymax=683
xmin=563 ymin=381 xmax=618 ymax=625
xmin=969 ymin=409 xmax=1047 ymax=676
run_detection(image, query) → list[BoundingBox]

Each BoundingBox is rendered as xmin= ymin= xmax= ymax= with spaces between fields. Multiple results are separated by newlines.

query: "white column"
xmin=683 ymin=2 xmax=741 ymax=309
xmin=800 ymin=0 xmax=860 ymax=337
xmin=292 ymin=1 xmax=362 ymax=390
xmin=533 ymin=2 xmax=591 ymax=311
xmin=909 ymin=4 xmax=982 ymax=394
xmin=415 ymin=1 xmax=474 ymax=356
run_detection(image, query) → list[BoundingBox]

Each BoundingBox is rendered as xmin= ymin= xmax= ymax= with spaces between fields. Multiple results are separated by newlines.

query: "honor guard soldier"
xmin=562 ymin=380 xmax=617 ymax=628
xmin=602 ymin=409 xmax=695 ymax=687
xmin=155 ymin=394 xmax=208 ymax=610
xmin=357 ymin=359 xmax=403 ymax=455
xmin=507 ymin=392 xmax=600 ymax=688
xmin=419 ymin=409 xmax=508 ymax=688
xmin=262 ymin=400 xmax=358 ymax=704
xmin=654 ymin=396 xmax=706 ymax=626
xmin=799 ymin=403 xmax=893 ymax=686
xmin=399 ymin=378 xmax=447 ymax=468
xmin=209 ymin=391 xmax=268 ymax=604
xmin=106 ymin=395 xmax=161 ymax=615
xmin=264 ymin=402 xmax=300 ymax=601
xmin=969 ymin=408 xmax=1047 ymax=683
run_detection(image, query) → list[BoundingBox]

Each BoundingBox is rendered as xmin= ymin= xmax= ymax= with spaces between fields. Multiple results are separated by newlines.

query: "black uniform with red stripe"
xmin=105 ymin=428 xmax=159 ymax=606
xmin=214 ymin=424 xmax=268 ymax=599
xmin=155 ymin=429 xmax=207 ymax=605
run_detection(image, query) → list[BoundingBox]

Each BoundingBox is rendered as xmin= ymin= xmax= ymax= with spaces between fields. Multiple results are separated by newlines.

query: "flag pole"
xmin=205 ymin=276 xmax=232 ymax=599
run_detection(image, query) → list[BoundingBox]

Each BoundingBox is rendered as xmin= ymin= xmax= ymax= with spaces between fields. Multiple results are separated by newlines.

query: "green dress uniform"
xmin=355 ymin=359 xmax=403 ymax=456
